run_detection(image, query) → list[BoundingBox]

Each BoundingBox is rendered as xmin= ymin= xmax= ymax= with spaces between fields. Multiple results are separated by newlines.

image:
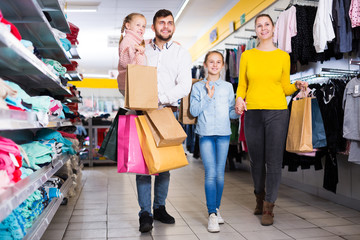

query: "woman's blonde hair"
xmin=119 ymin=13 xmax=145 ymax=46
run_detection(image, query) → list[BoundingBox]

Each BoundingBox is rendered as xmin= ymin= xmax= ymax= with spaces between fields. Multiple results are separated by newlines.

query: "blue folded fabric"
xmin=60 ymin=38 xmax=72 ymax=51
xmin=35 ymin=129 xmax=76 ymax=155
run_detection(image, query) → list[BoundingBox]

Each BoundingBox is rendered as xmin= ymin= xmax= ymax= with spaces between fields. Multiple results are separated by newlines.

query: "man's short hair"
xmin=153 ymin=9 xmax=174 ymax=25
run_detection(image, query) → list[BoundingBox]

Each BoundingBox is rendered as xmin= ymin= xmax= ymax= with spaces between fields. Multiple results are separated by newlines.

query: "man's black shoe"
xmin=153 ymin=206 xmax=175 ymax=224
xmin=139 ymin=211 xmax=153 ymax=233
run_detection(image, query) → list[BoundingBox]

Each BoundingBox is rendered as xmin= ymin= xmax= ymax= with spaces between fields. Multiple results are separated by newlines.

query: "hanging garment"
xmin=274 ymin=6 xmax=297 ymax=53
xmin=342 ymin=77 xmax=360 ymax=163
xmin=313 ymin=0 xmax=336 ymax=53
xmin=349 ymin=0 xmax=360 ymax=28
xmin=333 ymin=0 xmax=353 ymax=53
xmin=291 ymin=5 xmax=319 ymax=65
xmin=323 ymin=151 xmax=338 ymax=193
xmin=313 ymin=81 xmax=347 ymax=152
xmin=342 ymin=77 xmax=360 ymax=140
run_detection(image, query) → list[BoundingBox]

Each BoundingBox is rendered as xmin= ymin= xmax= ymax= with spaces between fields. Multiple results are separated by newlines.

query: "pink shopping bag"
xmin=117 ymin=115 xmax=150 ymax=174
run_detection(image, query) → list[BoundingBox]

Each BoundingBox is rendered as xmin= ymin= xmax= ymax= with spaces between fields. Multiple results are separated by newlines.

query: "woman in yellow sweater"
xmin=235 ymin=14 xmax=307 ymax=226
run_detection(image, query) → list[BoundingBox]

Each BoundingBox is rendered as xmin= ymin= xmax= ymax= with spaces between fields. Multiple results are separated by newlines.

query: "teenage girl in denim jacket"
xmin=190 ymin=51 xmax=239 ymax=233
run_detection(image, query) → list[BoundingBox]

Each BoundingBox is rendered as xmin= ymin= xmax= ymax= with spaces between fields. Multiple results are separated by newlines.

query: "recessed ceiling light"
xmin=65 ymin=1 xmax=100 ymax=13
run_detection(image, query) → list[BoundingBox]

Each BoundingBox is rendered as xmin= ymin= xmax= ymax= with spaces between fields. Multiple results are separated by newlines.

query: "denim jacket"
xmin=190 ymin=78 xmax=239 ymax=136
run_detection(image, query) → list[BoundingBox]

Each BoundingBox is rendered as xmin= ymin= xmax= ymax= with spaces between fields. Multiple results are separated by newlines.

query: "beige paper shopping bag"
xmin=135 ymin=115 xmax=188 ymax=174
xmin=124 ymin=64 xmax=158 ymax=110
xmin=145 ymin=108 xmax=187 ymax=147
xmin=286 ymin=97 xmax=313 ymax=153
xmin=179 ymin=79 xmax=200 ymax=124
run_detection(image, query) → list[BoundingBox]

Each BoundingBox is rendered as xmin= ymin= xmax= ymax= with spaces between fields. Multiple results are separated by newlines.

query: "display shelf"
xmin=65 ymin=71 xmax=82 ymax=81
xmin=64 ymin=96 xmax=82 ymax=103
xmin=0 ymin=0 xmax=71 ymax=64
xmin=0 ymin=154 xmax=70 ymax=222
xmin=0 ymin=109 xmax=38 ymax=130
xmin=84 ymin=120 xmax=113 ymax=167
xmin=0 ymin=109 xmax=73 ymax=130
xmin=23 ymin=176 xmax=72 ymax=240
xmin=0 ymin=25 xmax=70 ymax=96
xmin=36 ymin=0 xmax=71 ymax=34
xmin=69 ymin=45 xmax=81 ymax=59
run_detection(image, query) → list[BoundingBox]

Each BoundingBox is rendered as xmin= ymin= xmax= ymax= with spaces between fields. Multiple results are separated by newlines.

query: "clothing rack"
xmin=350 ymin=59 xmax=360 ymax=66
xmin=244 ymin=28 xmax=255 ymax=32
xmin=321 ymin=68 xmax=359 ymax=74
xmin=225 ymin=43 xmax=240 ymax=46
xmin=291 ymin=72 xmax=355 ymax=83
xmin=234 ymin=36 xmax=251 ymax=40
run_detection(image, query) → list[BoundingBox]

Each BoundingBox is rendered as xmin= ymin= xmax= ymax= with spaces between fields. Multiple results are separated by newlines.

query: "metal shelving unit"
xmin=36 ymin=0 xmax=71 ymax=34
xmin=0 ymin=0 xmax=71 ymax=64
xmin=0 ymin=25 xmax=70 ymax=96
xmin=0 ymin=1 xmax=79 ymax=238
xmin=69 ymin=45 xmax=80 ymax=59
xmin=0 ymin=154 xmax=70 ymax=222
xmin=84 ymin=119 xmax=114 ymax=167
xmin=0 ymin=109 xmax=38 ymax=130
xmin=23 ymin=176 xmax=72 ymax=240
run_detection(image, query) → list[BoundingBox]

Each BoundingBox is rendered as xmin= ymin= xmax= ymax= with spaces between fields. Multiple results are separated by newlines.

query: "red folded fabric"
xmin=7 ymin=105 xmax=26 ymax=111
xmin=58 ymin=131 xmax=77 ymax=139
xmin=66 ymin=22 xmax=79 ymax=45
xmin=0 ymin=10 xmax=22 ymax=40
xmin=63 ymin=61 xmax=78 ymax=72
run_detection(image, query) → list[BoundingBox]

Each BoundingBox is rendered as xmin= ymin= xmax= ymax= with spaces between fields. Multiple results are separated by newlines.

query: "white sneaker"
xmin=207 ymin=213 xmax=220 ymax=233
xmin=216 ymin=208 xmax=224 ymax=224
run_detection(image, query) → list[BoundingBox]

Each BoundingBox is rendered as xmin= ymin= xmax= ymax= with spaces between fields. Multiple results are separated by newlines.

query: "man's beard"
xmin=155 ymin=31 xmax=173 ymax=42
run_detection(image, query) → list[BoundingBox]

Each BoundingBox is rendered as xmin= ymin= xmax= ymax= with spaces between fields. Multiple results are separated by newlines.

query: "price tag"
xmin=355 ymin=85 xmax=359 ymax=94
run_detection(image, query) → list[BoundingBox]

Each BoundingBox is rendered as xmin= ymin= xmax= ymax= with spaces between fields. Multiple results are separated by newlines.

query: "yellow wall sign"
xmin=189 ymin=0 xmax=276 ymax=62
xmin=72 ymin=78 xmax=118 ymax=89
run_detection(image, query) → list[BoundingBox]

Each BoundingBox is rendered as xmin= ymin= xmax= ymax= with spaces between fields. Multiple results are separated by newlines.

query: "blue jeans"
xmin=136 ymin=171 xmax=170 ymax=216
xmin=199 ymin=135 xmax=230 ymax=214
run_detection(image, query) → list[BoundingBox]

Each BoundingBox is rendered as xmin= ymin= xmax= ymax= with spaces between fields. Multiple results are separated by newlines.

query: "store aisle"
xmin=42 ymin=155 xmax=360 ymax=240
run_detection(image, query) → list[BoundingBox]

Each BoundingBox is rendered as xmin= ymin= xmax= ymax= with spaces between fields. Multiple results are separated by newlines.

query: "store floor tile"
xmin=42 ymin=154 xmax=360 ymax=240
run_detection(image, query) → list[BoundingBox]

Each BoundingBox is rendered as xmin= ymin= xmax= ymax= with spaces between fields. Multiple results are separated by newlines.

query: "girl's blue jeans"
xmin=199 ymin=135 xmax=230 ymax=214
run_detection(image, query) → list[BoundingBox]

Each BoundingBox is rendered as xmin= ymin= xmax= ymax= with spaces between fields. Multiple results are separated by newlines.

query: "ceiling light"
xmin=65 ymin=9 xmax=97 ymax=13
xmin=174 ymin=0 xmax=190 ymax=23
xmin=65 ymin=1 xmax=100 ymax=13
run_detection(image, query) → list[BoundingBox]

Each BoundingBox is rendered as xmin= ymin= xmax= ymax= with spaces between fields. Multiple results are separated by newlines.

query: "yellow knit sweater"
xmin=236 ymin=48 xmax=297 ymax=110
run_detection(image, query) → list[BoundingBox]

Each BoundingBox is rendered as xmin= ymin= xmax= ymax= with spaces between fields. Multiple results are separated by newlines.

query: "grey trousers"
xmin=244 ymin=109 xmax=289 ymax=203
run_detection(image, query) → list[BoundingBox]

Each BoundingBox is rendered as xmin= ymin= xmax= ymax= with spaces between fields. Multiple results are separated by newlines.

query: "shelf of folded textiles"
xmin=22 ymin=176 xmax=72 ymax=240
xmin=36 ymin=0 xmax=71 ymax=34
xmin=0 ymin=154 xmax=70 ymax=223
xmin=64 ymin=71 xmax=83 ymax=81
xmin=0 ymin=25 xmax=71 ymax=96
xmin=69 ymin=45 xmax=81 ymax=59
xmin=0 ymin=0 xmax=71 ymax=64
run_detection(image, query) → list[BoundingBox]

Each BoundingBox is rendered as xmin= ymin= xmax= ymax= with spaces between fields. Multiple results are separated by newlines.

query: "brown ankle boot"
xmin=254 ymin=192 xmax=265 ymax=215
xmin=261 ymin=201 xmax=275 ymax=226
